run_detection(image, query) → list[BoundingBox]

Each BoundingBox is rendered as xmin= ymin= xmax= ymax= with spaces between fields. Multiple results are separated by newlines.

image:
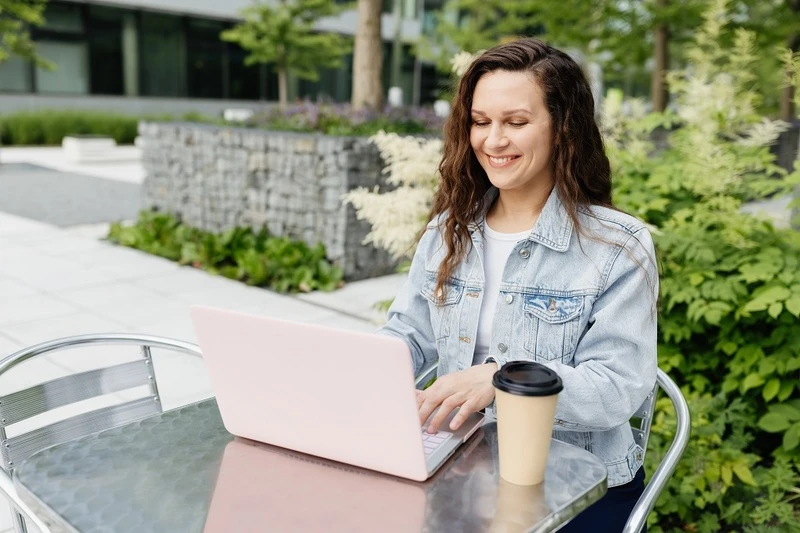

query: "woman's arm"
xmin=498 ymin=227 xmax=659 ymax=432
xmin=376 ymin=227 xmax=439 ymax=376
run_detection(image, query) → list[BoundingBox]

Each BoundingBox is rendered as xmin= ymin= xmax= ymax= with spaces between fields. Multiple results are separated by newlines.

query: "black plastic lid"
xmin=492 ymin=361 xmax=563 ymax=396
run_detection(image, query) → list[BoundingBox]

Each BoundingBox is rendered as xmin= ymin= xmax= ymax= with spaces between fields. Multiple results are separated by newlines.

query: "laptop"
xmin=190 ymin=305 xmax=484 ymax=482
xmin=203 ymin=438 xmax=427 ymax=533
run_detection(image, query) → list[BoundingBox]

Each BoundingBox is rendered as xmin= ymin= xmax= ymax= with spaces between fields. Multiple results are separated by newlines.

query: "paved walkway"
xmin=0 ymin=146 xmax=407 ymax=533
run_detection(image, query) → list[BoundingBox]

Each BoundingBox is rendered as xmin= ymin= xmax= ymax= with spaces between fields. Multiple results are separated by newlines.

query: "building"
xmin=0 ymin=0 xmax=442 ymax=115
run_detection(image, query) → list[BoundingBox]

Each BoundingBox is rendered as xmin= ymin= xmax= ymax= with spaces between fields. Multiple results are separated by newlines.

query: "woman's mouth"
xmin=487 ymin=155 xmax=520 ymax=168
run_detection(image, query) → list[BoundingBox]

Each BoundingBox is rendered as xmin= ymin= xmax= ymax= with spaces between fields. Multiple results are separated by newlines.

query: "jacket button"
xmin=459 ymin=336 xmax=472 ymax=344
xmin=504 ymin=294 xmax=513 ymax=304
xmin=519 ymin=248 xmax=530 ymax=258
xmin=498 ymin=343 xmax=508 ymax=353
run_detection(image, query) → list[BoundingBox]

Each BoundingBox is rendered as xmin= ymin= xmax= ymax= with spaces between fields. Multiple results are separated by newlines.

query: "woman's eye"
xmin=472 ymin=121 xmax=490 ymax=127
xmin=509 ymin=122 xmax=528 ymax=127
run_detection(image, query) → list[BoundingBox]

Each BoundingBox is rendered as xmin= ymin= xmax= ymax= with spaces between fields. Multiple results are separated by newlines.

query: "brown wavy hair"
xmin=431 ymin=37 xmax=613 ymax=298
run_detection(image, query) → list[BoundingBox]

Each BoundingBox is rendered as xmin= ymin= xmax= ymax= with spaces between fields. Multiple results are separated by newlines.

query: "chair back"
xmin=622 ymin=369 xmax=691 ymax=533
xmin=630 ymin=385 xmax=658 ymax=458
xmin=0 ymin=334 xmax=202 ymax=474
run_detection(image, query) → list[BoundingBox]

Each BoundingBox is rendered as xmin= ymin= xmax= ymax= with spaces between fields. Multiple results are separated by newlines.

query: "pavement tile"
xmin=133 ymin=267 xmax=242 ymax=296
xmin=89 ymin=296 xmax=193 ymax=329
xmin=0 ymin=333 xmax=23 ymax=357
xmin=132 ymin=314 xmax=199 ymax=344
xmin=0 ymin=505 xmax=14 ymax=532
xmin=0 ymin=293 xmax=79 ymax=328
xmin=28 ymin=234 xmax=108 ymax=257
xmin=3 ymin=263 xmax=121 ymax=293
xmin=56 ymin=282 xmax=166 ymax=310
xmin=0 ymin=312 xmax=129 ymax=347
xmin=0 ymin=278 xmax=41 ymax=299
xmin=236 ymin=294 xmax=341 ymax=323
xmin=171 ymin=284 xmax=278 ymax=312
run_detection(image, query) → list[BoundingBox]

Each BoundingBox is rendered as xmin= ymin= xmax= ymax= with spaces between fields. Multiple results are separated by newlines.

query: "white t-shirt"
xmin=472 ymin=223 xmax=532 ymax=366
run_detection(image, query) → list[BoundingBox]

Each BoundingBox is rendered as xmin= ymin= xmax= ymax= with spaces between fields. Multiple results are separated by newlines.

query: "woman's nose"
xmin=486 ymin=125 xmax=509 ymax=148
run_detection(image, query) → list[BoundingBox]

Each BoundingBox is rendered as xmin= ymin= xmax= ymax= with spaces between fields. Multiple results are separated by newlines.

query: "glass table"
xmin=13 ymin=399 xmax=608 ymax=533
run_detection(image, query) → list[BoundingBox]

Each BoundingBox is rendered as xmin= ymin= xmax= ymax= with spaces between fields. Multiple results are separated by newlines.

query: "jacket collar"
xmin=469 ymin=187 xmax=574 ymax=253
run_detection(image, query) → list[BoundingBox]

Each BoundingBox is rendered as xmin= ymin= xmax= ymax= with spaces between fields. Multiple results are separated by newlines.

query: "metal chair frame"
xmin=0 ymin=333 xmax=203 ymax=533
xmin=414 ymin=363 xmax=691 ymax=533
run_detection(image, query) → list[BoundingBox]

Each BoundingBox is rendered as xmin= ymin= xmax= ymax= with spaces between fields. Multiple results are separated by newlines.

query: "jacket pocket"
xmin=523 ymin=293 xmax=583 ymax=361
xmin=420 ymin=275 xmax=464 ymax=340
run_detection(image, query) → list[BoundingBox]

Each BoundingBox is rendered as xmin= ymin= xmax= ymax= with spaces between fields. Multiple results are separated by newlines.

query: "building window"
xmin=227 ymin=45 xmax=262 ymax=101
xmin=0 ymin=57 xmax=31 ymax=92
xmin=87 ymin=6 xmax=124 ymax=95
xmin=186 ymin=18 xmax=225 ymax=99
xmin=139 ymin=12 xmax=185 ymax=97
xmin=35 ymin=40 xmax=89 ymax=94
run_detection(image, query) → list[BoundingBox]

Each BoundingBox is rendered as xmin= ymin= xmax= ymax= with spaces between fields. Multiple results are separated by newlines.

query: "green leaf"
xmin=742 ymin=373 xmax=765 ymax=392
xmin=732 ymin=463 xmax=757 ymax=486
xmin=778 ymin=381 xmax=795 ymax=402
xmin=758 ymin=412 xmax=791 ymax=432
xmin=743 ymin=285 xmax=791 ymax=313
xmin=786 ymin=296 xmax=800 ymax=317
xmin=768 ymin=302 xmax=783 ymax=318
xmin=767 ymin=403 xmax=800 ymax=421
xmin=762 ymin=378 xmax=781 ymax=401
xmin=719 ymin=341 xmax=738 ymax=355
xmin=721 ymin=464 xmax=733 ymax=486
xmin=689 ymin=273 xmax=705 ymax=286
xmin=783 ymin=423 xmax=800 ymax=450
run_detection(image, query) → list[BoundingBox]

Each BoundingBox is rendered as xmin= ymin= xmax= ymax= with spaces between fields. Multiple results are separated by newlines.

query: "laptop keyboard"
xmin=422 ymin=430 xmax=452 ymax=457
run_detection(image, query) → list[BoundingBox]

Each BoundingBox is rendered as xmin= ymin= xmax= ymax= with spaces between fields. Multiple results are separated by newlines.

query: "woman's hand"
xmin=417 ymin=363 xmax=498 ymax=433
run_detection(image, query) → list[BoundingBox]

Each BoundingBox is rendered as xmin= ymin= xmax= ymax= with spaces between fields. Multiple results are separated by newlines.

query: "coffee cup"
xmin=492 ymin=361 xmax=563 ymax=485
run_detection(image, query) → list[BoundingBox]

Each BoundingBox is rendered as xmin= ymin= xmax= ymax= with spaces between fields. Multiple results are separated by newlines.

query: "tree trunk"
xmin=278 ymin=67 xmax=288 ymax=110
xmin=651 ymin=0 xmax=670 ymax=113
xmin=779 ymin=16 xmax=799 ymax=121
xmin=352 ymin=0 xmax=383 ymax=111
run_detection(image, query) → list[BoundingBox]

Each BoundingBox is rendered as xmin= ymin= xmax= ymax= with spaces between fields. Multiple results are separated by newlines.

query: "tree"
xmin=736 ymin=0 xmax=800 ymax=120
xmin=352 ymin=0 xmax=383 ymax=111
xmin=0 ymin=0 xmax=50 ymax=66
xmin=221 ymin=0 xmax=351 ymax=109
xmin=421 ymin=0 xmax=705 ymax=110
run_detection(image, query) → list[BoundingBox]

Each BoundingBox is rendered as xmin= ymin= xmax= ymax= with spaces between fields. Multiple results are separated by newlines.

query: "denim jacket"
xmin=378 ymin=187 xmax=658 ymax=487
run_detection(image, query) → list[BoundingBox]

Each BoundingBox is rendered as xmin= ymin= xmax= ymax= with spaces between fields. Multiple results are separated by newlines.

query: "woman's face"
xmin=469 ymin=70 xmax=554 ymax=196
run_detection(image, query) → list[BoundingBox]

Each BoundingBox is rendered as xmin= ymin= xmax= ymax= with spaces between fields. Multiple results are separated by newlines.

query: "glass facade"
xmin=0 ymin=0 xmax=424 ymax=105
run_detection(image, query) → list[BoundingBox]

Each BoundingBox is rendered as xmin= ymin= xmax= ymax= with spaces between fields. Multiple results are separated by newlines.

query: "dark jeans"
xmin=559 ymin=467 xmax=646 ymax=533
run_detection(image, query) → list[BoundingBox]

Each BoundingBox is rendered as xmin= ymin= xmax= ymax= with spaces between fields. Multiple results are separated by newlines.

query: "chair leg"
xmin=12 ymin=507 xmax=28 ymax=533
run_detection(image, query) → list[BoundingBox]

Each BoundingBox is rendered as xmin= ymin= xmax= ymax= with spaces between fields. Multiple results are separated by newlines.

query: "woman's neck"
xmin=485 ymin=185 xmax=553 ymax=233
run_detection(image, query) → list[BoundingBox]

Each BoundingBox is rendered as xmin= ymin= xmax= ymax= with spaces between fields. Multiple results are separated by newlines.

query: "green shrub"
xmin=604 ymin=3 xmax=800 ymax=530
xmin=0 ymin=110 xmax=140 ymax=145
xmin=0 ymin=110 xmax=221 ymax=146
xmin=107 ymin=211 xmax=344 ymax=293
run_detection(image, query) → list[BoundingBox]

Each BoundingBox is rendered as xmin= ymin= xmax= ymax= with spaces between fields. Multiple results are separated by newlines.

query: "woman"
xmin=377 ymin=37 xmax=658 ymax=531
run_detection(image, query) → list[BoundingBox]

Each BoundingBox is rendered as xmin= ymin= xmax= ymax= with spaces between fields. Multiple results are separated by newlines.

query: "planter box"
xmin=138 ymin=122 xmax=399 ymax=281
xmin=62 ymin=135 xmax=117 ymax=162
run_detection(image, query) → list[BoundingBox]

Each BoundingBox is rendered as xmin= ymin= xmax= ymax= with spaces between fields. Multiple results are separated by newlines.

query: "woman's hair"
xmin=431 ymin=37 xmax=612 ymax=298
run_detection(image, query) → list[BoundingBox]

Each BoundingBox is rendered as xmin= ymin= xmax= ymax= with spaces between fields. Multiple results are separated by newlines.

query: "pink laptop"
xmin=190 ymin=305 xmax=484 ymax=481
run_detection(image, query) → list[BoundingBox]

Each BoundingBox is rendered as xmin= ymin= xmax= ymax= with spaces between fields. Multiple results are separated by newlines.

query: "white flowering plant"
xmin=341 ymin=51 xmax=474 ymax=260
xmin=342 ymin=131 xmax=442 ymax=259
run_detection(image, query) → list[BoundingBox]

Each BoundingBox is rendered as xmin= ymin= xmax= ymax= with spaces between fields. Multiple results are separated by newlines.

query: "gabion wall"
xmin=138 ymin=122 xmax=397 ymax=280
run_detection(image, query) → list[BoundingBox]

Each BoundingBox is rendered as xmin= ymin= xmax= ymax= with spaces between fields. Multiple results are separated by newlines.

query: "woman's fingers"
xmin=424 ymin=396 xmax=461 ymax=434
xmin=448 ymin=399 xmax=477 ymax=431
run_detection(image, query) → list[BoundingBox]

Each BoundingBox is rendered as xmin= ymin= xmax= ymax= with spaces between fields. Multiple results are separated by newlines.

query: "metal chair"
xmin=414 ymin=363 xmax=691 ymax=533
xmin=0 ymin=333 xmax=203 ymax=533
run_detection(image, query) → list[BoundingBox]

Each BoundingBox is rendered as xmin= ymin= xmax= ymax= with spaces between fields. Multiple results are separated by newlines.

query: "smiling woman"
xmin=376 ymin=38 xmax=658 ymax=533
